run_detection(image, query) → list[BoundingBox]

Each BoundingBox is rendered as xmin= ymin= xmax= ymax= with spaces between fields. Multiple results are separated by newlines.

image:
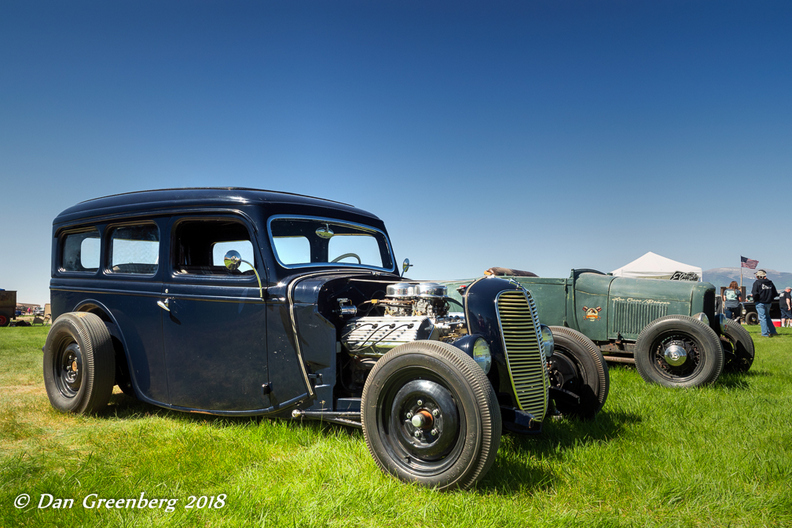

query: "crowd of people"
xmin=723 ymin=269 xmax=791 ymax=337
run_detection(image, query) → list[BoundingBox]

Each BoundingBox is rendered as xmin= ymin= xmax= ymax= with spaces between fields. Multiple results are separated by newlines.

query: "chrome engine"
xmin=341 ymin=282 xmax=466 ymax=358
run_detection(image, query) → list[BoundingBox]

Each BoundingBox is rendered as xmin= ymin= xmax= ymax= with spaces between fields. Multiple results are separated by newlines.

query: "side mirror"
xmin=223 ymin=250 xmax=264 ymax=299
xmin=402 ymin=258 xmax=413 ymax=277
xmin=224 ymin=250 xmax=242 ymax=272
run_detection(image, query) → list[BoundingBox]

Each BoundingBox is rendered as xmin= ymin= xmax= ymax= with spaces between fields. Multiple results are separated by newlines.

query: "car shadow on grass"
xmin=105 ymin=392 xmax=262 ymax=426
xmin=105 ymin=392 xmax=365 ymax=438
xmin=476 ymin=409 xmax=641 ymax=494
xmin=105 ymin=392 xmax=640 ymax=495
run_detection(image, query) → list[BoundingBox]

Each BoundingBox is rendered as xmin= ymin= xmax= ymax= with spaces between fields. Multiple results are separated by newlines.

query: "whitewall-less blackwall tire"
xmin=361 ymin=340 xmax=501 ymax=491
xmin=43 ymin=312 xmax=116 ymax=414
xmin=548 ymin=326 xmax=609 ymax=419
xmin=634 ymin=315 xmax=723 ymax=388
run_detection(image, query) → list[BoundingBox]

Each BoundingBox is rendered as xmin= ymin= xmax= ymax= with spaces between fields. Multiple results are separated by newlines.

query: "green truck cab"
xmin=445 ymin=269 xmax=754 ymax=388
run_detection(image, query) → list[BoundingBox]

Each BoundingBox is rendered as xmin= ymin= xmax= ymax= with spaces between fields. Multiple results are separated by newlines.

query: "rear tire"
xmin=361 ymin=340 xmax=501 ymax=491
xmin=43 ymin=313 xmax=115 ymax=414
xmin=548 ymin=326 xmax=609 ymax=419
xmin=721 ymin=319 xmax=755 ymax=373
xmin=744 ymin=312 xmax=759 ymax=325
xmin=634 ymin=315 xmax=723 ymax=388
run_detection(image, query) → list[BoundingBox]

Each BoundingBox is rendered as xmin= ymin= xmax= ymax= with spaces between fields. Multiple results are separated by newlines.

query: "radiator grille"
xmin=496 ymin=290 xmax=549 ymax=422
xmin=612 ymin=300 xmax=669 ymax=336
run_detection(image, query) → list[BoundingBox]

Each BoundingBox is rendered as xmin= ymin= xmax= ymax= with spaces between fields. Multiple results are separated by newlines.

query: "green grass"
xmin=1 ymin=325 xmax=791 ymax=527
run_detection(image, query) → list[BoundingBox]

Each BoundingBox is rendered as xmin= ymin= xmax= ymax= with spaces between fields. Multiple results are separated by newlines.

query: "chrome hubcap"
xmin=663 ymin=342 xmax=688 ymax=366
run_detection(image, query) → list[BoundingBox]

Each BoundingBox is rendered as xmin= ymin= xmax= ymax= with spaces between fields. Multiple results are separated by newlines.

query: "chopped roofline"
xmin=76 ymin=187 xmax=353 ymax=207
xmin=54 ymin=187 xmax=382 ymax=227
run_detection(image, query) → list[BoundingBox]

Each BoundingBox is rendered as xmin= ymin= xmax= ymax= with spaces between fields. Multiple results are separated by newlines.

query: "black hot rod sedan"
xmin=45 ymin=188 xmax=608 ymax=490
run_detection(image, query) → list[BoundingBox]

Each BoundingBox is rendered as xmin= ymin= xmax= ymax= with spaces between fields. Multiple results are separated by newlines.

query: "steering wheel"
xmin=331 ymin=252 xmax=362 ymax=264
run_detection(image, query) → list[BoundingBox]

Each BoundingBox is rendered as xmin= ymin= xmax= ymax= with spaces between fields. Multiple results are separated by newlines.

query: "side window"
xmin=109 ymin=224 xmax=160 ymax=275
xmin=212 ymin=241 xmax=255 ymax=272
xmin=173 ymin=219 xmax=255 ymax=276
xmin=61 ymin=229 xmax=100 ymax=272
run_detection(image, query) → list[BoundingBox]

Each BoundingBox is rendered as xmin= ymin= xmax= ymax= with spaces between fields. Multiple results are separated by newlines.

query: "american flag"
xmin=741 ymin=256 xmax=758 ymax=269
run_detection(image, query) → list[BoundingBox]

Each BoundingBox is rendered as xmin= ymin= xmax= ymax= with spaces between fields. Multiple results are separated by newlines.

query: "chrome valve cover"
xmin=341 ymin=316 xmax=438 ymax=357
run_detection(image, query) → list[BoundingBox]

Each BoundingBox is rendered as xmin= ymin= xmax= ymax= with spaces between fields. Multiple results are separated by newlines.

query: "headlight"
xmin=472 ymin=337 xmax=492 ymax=374
xmin=694 ymin=312 xmax=709 ymax=326
xmin=540 ymin=324 xmax=554 ymax=358
xmin=717 ymin=313 xmax=727 ymax=333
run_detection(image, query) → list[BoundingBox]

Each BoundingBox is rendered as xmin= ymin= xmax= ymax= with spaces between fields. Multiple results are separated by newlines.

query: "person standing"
xmin=722 ymin=281 xmax=743 ymax=321
xmin=779 ymin=286 xmax=792 ymax=328
xmin=751 ymin=270 xmax=779 ymax=337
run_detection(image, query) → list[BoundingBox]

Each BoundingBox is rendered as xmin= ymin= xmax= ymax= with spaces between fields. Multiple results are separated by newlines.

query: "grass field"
xmin=1 ymin=325 xmax=790 ymax=527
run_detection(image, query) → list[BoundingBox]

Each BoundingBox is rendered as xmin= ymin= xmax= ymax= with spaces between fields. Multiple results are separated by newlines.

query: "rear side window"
xmin=173 ymin=219 xmax=255 ymax=276
xmin=62 ymin=229 xmax=101 ymax=272
xmin=109 ymin=224 xmax=160 ymax=275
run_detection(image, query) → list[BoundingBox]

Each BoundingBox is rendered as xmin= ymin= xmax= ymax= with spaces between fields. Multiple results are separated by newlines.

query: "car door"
xmin=159 ymin=215 xmax=270 ymax=412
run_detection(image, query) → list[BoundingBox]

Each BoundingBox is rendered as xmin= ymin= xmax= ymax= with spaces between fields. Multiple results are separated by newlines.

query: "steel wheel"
xmin=55 ymin=342 xmax=84 ymax=398
xmin=361 ymin=340 xmax=500 ymax=491
xmin=43 ymin=312 xmax=115 ymax=414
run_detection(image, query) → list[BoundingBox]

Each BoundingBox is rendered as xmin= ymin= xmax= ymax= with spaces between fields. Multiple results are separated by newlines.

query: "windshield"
xmin=268 ymin=216 xmax=395 ymax=272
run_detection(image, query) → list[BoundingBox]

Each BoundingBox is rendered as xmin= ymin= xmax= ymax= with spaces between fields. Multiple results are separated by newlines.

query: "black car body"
xmin=45 ymin=188 xmax=608 ymax=490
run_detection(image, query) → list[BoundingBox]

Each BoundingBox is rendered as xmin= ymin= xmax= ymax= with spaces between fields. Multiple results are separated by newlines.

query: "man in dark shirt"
xmin=751 ymin=270 xmax=779 ymax=337
xmin=779 ymin=286 xmax=792 ymax=328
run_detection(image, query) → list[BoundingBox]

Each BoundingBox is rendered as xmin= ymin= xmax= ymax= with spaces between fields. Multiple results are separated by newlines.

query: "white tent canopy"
xmin=611 ymin=252 xmax=702 ymax=281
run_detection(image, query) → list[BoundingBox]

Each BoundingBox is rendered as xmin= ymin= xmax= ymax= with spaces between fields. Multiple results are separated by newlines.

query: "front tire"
xmin=744 ymin=312 xmax=759 ymax=325
xmin=43 ymin=313 xmax=115 ymax=414
xmin=361 ymin=340 xmax=501 ymax=491
xmin=547 ymin=326 xmax=609 ymax=419
xmin=721 ymin=319 xmax=755 ymax=373
xmin=634 ymin=315 xmax=723 ymax=388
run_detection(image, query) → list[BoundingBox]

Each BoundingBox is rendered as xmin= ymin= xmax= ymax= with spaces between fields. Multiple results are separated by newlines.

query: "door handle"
xmin=157 ymin=299 xmax=171 ymax=312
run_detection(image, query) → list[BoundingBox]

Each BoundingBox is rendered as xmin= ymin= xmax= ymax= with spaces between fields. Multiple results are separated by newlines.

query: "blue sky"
xmin=1 ymin=1 xmax=790 ymax=305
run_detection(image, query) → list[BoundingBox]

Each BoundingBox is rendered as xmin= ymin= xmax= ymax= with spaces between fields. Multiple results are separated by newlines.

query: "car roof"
xmin=53 ymin=187 xmax=381 ymax=226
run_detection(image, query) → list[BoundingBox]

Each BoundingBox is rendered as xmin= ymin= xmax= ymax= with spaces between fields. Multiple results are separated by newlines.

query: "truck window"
xmin=61 ymin=229 xmax=100 ymax=272
xmin=173 ymin=219 xmax=255 ymax=276
xmin=109 ymin=224 xmax=160 ymax=275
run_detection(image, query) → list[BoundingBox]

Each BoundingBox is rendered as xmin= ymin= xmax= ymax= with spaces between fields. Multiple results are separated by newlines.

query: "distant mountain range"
xmin=702 ymin=267 xmax=792 ymax=290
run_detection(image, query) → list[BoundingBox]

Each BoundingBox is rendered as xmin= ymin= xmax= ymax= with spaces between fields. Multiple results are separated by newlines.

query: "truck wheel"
xmin=634 ymin=315 xmax=723 ymax=388
xmin=721 ymin=319 xmax=755 ymax=373
xmin=43 ymin=313 xmax=116 ymax=414
xmin=361 ymin=340 xmax=501 ymax=491
xmin=547 ymin=326 xmax=609 ymax=419
xmin=0 ymin=314 xmax=8 ymax=327
xmin=744 ymin=312 xmax=758 ymax=325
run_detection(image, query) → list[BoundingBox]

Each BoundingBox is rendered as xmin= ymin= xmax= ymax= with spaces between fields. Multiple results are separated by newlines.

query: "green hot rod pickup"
xmin=445 ymin=269 xmax=754 ymax=388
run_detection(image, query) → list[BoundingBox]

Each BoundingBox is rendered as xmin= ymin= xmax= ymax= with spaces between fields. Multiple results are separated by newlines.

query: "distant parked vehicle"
xmin=741 ymin=299 xmax=780 ymax=325
xmin=444 ymin=269 xmax=754 ymax=389
xmin=0 ymin=291 xmax=17 ymax=327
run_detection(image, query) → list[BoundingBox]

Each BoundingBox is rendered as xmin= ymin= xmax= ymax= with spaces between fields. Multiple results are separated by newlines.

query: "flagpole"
xmin=740 ymin=258 xmax=743 ymax=289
